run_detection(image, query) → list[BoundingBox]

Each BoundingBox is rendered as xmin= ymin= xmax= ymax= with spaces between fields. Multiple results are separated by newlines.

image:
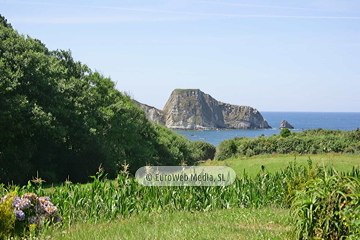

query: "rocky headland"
xmin=135 ymin=89 xmax=271 ymax=130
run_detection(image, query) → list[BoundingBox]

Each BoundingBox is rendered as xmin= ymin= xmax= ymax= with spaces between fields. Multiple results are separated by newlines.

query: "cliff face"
xmin=162 ymin=89 xmax=226 ymax=129
xmin=219 ymin=102 xmax=271 ymax=129
xmin=133 ymin=100 xmax=166 ymax=126
xmin=134 ymin=89 xmax=270 ymax=130
xmin=160 ymin=89 xmax=271 ymax=130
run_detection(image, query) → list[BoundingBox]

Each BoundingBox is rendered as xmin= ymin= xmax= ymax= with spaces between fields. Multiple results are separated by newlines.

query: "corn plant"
xmin=290 ymin=171 xmax=360 ymax=239
xmin=2 ymin=160 xmax=360 ymax=239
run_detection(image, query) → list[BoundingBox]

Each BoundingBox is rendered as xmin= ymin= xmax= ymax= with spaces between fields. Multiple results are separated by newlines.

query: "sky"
xmin=1 ymin=0 xmax=360 ymax=112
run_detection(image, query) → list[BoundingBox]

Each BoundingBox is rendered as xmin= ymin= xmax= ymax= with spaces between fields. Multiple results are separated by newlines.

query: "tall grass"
xmin=17 ymin=169 xmax=288 ymax=227
xmin=290 ymin=171 xmax=360 ymax=239
xmin=2 ymin=159 xmax=360 ymax=239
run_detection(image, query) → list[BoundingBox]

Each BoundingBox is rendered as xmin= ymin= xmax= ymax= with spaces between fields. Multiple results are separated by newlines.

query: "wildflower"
xmin=45 ymin=205 xmax=58 ymax=217
xmin=34 ymin=202 xmax=46 ymax=214
xmin=28 ymin=223 xmax=37 ymax=232
xmin=22 ymin=193 xmax=38 ymax=203
xmin=13 ymin=198 xmax=31 ymax=210
xmin=37 ymin=197 xmax=51 ymax=204
xmin=43 ymin=200 xmax=54 ymax=207
xmin=14 ymin=209 xmax=25 ymax=221
xmin=12 ymin=196 xmax=21 ymax=207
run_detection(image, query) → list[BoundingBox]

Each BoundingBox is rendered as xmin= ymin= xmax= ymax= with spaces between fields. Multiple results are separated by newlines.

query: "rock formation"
xmin=133 ymin=100 xmax=166 ymax=126
xmin=279 ymin=120 xmax=295 ymax=129
xmin=134 ymin=89 xmax=271 ymax=130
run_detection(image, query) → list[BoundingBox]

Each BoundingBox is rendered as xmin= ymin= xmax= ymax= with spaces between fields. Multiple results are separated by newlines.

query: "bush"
xmin=215 ymin=139 xmax=238 ymax=160
xmin=192 ymin=141 xmax=216 ymax=160
xmin=0 ymin=190 xmax=16 ymax=239
xmin=215 ymin=129 xmax=360 ymax=160
xmin=280 ymin=128 xmax=291 ymax=138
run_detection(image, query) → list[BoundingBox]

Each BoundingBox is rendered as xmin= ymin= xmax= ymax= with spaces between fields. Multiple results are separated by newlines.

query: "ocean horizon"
xmin=175 ymin=112 xmax=360 ymax=146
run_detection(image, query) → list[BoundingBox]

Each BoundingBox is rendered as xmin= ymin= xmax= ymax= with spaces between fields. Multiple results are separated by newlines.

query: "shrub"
xmin=215 ymin=139 xmax=238 ymax=160
xmin=280 ymin=128 xmax=292 ymax=138
xmin=0 ymin=190 xmax=16 ymax=238
xmin=215 ymin=129 xmax=360 ymax=160
xmin=192 ymin=141 xmax=216 ymax=160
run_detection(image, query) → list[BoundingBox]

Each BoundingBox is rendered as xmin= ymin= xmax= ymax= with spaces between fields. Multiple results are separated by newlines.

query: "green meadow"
xmin=48 ymin=207 xmax=291 ymax=240
xmin=202 ymin=153 xmax=360 ymax=178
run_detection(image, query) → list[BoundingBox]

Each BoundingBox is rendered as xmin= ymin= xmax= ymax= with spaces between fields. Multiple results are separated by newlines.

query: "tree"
xmin=280 ymin=128 xmax=292 ymax=138
xmin=0 ymin=14 xmax=12 ymax=28
xmin=0 ymin=15 xmax=208 ymax=184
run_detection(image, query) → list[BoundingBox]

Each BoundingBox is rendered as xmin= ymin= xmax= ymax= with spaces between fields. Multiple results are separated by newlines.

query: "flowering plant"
xmin=0 ymin=191 xmax=61 ymax=237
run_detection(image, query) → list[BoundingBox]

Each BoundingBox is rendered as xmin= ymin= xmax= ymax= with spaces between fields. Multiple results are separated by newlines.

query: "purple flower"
xmin=12 ymin=196 xmax=21 ymax=208
xmin=43 ymin=200 xmax=53 ymax=207
xmin=34 ymin=202 xmax=46 ymax=214
xmin=37 ymin=197 xmax=51 ymax=204
xmin=14 ymin=210 xmax=25 ymax=221
xmin=13 ymin=198 xmax=31 ymax=210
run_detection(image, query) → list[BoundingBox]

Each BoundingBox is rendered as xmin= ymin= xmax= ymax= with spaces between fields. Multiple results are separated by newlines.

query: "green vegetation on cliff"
xmin=173 ymin=88 xmax=200 ymax=94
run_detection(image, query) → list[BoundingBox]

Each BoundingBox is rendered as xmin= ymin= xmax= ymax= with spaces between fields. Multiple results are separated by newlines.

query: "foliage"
xmin=0 ymin=15 xmax=12 ymax=28
xmin=192 ymin=141 xmax=216 ymax=160
xmin=0 ymin=190 xmax=61 ymax=239
xmin=215 ymin=138 xmax=239 ymax=160
xmin=290 ymin=173 xmax=360 ymax=239
xmin=0 ymin=15 xmax=212 ymax=185
xmin=280 ymin=128 xmax=291 ymax=138
xmin=1 ymin=166 xmax=291 ymax=229
xmin=2 ymin=160 xmax=360 ymax=239
xmin=0 ymin=190 xmax=16 ymax=239
xmin=216 ymin=128 xmax=360 ymax=160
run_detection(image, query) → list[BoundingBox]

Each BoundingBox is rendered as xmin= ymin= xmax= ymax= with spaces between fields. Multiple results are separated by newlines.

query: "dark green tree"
xmin=0 ymin=15 xmax=207 ymax=184
xmin=280 ymin=128 xmax=292 ymax=138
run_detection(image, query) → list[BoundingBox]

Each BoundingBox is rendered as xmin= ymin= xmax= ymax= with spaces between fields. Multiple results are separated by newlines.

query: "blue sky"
xmin=1 ymin=0 xmax=360 ymax=112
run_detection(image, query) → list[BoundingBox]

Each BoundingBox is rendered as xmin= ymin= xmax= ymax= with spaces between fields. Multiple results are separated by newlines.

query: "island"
xmin=135 ymin=89 xmax=271 ymax=130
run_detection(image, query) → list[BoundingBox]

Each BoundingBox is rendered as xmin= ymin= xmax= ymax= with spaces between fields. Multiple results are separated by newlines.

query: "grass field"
xmin=4 ymin=153 xmax=360 ymax=239
xmin=202 ymin=153 xmax=360 ymax=178
xmin=47 ymin=207 xmax=291 ymax=240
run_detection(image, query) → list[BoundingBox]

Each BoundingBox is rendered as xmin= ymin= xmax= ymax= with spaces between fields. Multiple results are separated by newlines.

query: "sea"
xmin=174 ymin=112 xmax=360 ymax=146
